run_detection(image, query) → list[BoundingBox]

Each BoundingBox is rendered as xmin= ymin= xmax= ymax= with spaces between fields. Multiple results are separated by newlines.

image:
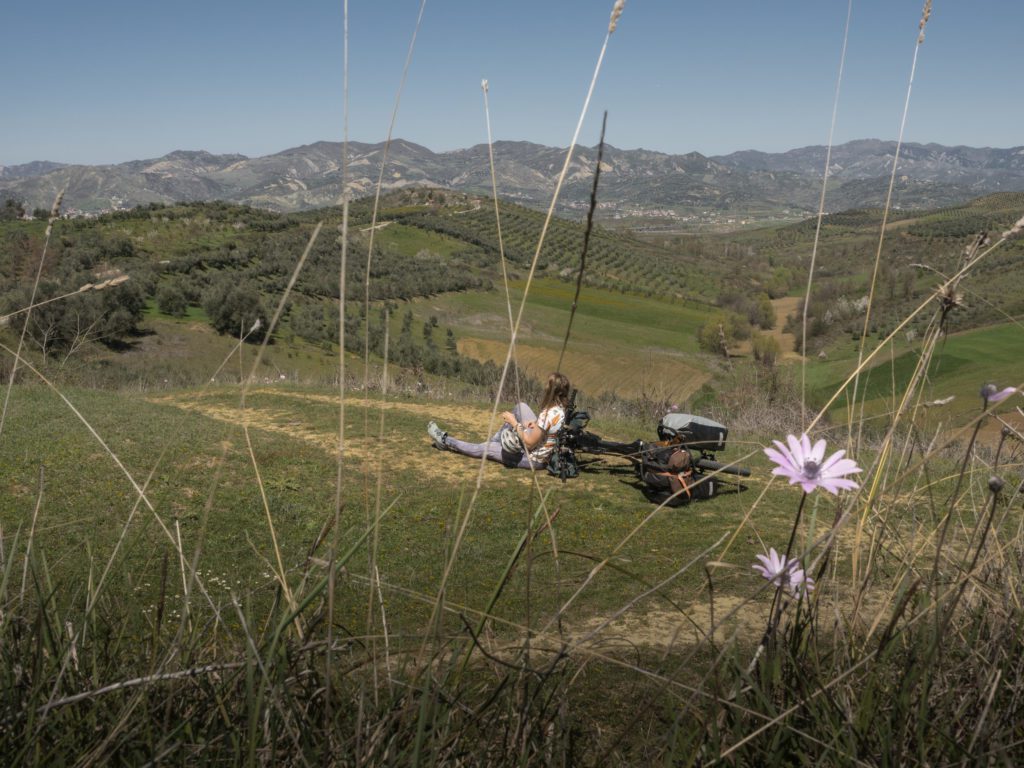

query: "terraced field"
xmin=805 ymin=320 xmax=1024 ymax=443
xmin=412 ymin=277 xmax=711 ymax=399
xmin=457 ymin=337 xmax=708 ymax=401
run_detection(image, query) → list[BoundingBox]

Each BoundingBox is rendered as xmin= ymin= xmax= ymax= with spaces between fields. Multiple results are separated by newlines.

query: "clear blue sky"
xmin=2 ymin=1 xmax=1021 ymax=165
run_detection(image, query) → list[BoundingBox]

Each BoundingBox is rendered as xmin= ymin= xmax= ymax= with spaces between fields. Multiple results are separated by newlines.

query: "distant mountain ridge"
xmin=3 ymin=139 xmax=1023 ymax=220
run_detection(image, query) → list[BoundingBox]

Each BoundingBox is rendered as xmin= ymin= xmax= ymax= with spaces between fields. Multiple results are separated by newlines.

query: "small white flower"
xmin=764 ymin=434 xmax=861 ymax=495
xmin=752 ymin=547 xmax=814 ymax=596
xmin=981 ymin=383 xmax=1017 ymax=404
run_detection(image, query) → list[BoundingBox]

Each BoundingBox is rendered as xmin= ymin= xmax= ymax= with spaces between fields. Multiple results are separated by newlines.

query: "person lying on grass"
xmin=427 ymin=372 xmax=571 ymax=469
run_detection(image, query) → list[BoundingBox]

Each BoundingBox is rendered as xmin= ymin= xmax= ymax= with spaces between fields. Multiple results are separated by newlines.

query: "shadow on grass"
xmin=574 ymin=456 xmax=749 ymax=507
xmin=102 ymin=326 xmax=157 ymax=352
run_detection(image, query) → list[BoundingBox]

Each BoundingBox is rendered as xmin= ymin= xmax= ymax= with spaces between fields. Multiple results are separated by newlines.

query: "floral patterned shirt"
xmin=529 ymin=405 xmax=565 ymax=463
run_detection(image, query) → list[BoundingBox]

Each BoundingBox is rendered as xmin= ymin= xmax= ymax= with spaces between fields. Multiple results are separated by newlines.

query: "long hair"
xmin=539 ymin=371 xmax=571 ymax=412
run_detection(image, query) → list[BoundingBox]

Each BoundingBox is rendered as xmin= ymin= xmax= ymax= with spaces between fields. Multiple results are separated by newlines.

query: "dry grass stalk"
xmin=608 ymin=0 xmax=625 ymax=33
xmin=0 ymin=187 xmax=65 ymax=439
xmin=360 ymin=0 xmax=428 ymax=398
xmin=424 ymin=0 xmax=625 ymax=659
xmin=480 ymin=78 xmax=520 ymax=387
xmin=327 ymin=0 xmax=352 ymax=740
xmin=800 ymin=0 xmax=853 ymax=427
xmin=847 ymin=2 xmax=935 ymax=453
xmin=240 ymin=221 xmax=325 ymax=632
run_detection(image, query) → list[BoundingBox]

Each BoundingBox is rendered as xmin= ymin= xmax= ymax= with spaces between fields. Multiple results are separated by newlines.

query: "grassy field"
xmin=410 ymin=278 xmax=711 ymax=400
xmin=5 ymin=336 xmax=1023 ymax=762
xmin=3 ymin=194 xmax=1024 ymax=762
xmin=804 ymin=320 xmax=1024 ymax=440
xmin=0 ymin=380 xmax=789 ymax=645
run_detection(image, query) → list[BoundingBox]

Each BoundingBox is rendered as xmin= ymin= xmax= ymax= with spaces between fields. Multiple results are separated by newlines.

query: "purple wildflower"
xmin=752 ymin=547 xmax=814 ymax=596
xmin=764 ymin=434 xmax=861 ymax=495
xmin=981 ymin=384 xmax=1017 ymax=404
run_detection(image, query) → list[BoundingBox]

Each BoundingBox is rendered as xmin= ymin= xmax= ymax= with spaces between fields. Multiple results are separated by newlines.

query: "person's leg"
xmin=489 ymin=409 xmax=534 ymax=443
xmin=514 ymin=452 xmax=545 ymax=470
xmin=446 ymin=435 xmax=506 ymax=463
xmin=514 ymin=402 xmax=538 ymax=425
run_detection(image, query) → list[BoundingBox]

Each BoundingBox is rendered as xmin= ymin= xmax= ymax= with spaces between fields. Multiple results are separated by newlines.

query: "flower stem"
xmin=931 ymin=401 xmax=987 ymax=595
xmin=769 ymin=492 xmax=808 ymax=628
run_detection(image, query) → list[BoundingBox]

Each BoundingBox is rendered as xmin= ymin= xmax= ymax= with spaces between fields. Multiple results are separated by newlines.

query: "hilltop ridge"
xmin=3 ymin=140 xmax=1024 ymax=225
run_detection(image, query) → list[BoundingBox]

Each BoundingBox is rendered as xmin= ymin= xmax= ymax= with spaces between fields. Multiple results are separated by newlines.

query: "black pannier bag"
xmin=639 ymin=444 xmax=716 ymax=507
xmin=657 ymin=413 xmax=728 ymax=453
xmin=546 ymin=441 xmax=579 ymax=480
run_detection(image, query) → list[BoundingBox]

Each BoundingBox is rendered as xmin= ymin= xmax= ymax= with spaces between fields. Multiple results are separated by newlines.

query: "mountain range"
xmin=3 ymin=139 xmax=1024 ymax=223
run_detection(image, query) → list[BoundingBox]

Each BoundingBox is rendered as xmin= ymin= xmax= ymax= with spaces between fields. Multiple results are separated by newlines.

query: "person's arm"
xmin=502 ymin=411 xmax=544 ymax=450
xmin=518 ymin=419 xmax=544 ymax=451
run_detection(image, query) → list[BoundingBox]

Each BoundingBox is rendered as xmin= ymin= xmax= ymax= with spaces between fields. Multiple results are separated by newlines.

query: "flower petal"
xmin=989 ymin=386 xmax=1017 ymax=404
xmin=823 ymin=458 xmax=861 ymax=478
xmin=800 ymin=478 xmax=821 ymax=494
xmin=818 ymin=448 xmax=847 ymax=473
xmin=800 ymin=434 xmax=814 ymax=461
xmin=820 ymin=477 xmax=860 ymax=493
xmin=764 ymin=447 xmax=795 ymax=471
xmin=774 ymin=472 xmax=804 ymax=489
xmin=786 ymin=434 xmax=805 ymax=464
xmin=809 ymin=438 xmax=827 ymax=464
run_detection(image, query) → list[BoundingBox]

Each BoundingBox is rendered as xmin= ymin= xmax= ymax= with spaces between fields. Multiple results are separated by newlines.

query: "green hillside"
xmin=0 ymin=383 xmax=778 ymax=630
xmin=3 ymin=188 xmax=1024 ymax=763
xmin=3 ymin=188 xmax=1021 ymax=411
xmin=0 ymin=191 xmax=735 ymax=400
xmin=807 ymin=321 xmax=1024 ymax=424
xmin=702 ymin=191 xmax=1024 ymax=358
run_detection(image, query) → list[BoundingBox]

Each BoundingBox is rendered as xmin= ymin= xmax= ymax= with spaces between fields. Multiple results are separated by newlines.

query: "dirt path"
xmin=732 ymin=297 xmax=802 ymax=360
xmin=250 ymin=389 xmax=492 ymax=435
xmin=452 ymin=200 xmax=482 ymax=215
xmin=769 ymin=297 xmax=802 ymax=360
xmin=562 ymin=595 xmax=764 ymax=651
xmin=146 ymin=390 xmax=622 ymax=492
xmin=358 ymin=220 xmax=393 ymax=233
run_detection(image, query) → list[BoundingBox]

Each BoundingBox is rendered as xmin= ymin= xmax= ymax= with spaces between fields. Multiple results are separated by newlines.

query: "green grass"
xmin=142 ymin=299 xmax=209 ymax=323
xmin=4 ymin=312 xmax=1024 ymax=763
xmin=0 ymin=378 xmax=802 ymax=642
xmin=807 ymin=320 xmax=1024 ymax=421
xmin=24 ymin=313 xmax=355 ymax=390
xmin=369 ymin=222 xmax=476 ymax=259
xmin=5 ymin=192 xmax=1024 ymax=763
xmin=408 ymin=277 xmax=711 ymax=398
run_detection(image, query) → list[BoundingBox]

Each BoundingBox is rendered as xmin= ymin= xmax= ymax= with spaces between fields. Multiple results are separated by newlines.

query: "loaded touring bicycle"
xmin=546 ymin=391 xmax=751 ymax=506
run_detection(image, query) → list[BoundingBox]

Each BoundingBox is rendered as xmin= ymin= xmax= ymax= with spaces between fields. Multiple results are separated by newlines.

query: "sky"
xmin=2 ymin=1 xmax=1022 ymax=166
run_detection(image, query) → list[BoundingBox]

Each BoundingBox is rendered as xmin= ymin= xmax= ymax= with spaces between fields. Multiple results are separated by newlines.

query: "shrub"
xmin=4 ymin=277 xmax=145 ymax=360
xmin=202 ymin=277 xmax=268 ymax=342
xmin=752 ymin=332 xmax=781 ymax=367
xmin=0 ymin=198 xmax=26 ymax=221
xmin=752 ymin=292 xmax=775 ymax=329
xmin=156 ymin=282 xmax=188 ymax=317
xmin=697 ymin=312 xmax=750 ymax=355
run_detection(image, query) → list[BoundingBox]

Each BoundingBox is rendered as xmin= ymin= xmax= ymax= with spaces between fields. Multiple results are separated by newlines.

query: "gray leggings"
xmin=446 ymin=403 xmax=542 ymax=469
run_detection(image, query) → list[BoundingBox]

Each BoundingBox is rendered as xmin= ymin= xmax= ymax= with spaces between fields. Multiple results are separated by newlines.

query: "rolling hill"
xmin=4 ymin=139 xmax=1024 ymax=226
